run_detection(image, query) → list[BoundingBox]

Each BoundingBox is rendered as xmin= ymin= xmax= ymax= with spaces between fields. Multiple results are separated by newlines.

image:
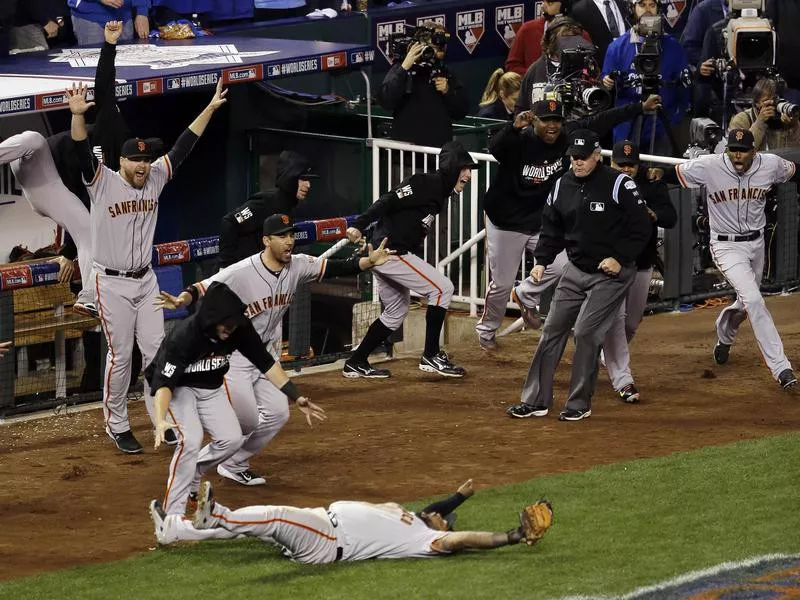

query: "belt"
xmin=104 ymin=265 xmax=150 ymax=279
xmin=714 ymin=231 xmax=760 ymax=242
xmin=328 ymin=510 xmax=344 ymax=561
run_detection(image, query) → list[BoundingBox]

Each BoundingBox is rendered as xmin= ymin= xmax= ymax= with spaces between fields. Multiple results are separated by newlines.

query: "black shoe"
xmin=617 ymin=384 xmax=640 ymax=404
xmin=106 ymin=428 xmax=143 ymax=454
xmin=558 ymin=408 xmax=592 ymax=421
xmin=506 ymin=403 xmax=549 ymax=418
xmin=419 ymin=351 xmax=466 ymax=378
xmin=713 ymin=341 xmax=731 ymax=365
xmin=342 ymin=359 xmax=391 ymax=379
xmin=164 ymin=428 xmax=179 ymax=446
xmin=778 ymin=368 xmax=797 ymax=390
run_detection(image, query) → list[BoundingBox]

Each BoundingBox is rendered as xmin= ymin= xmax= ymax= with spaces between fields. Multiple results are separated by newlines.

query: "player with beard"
xmin=475 ymin=95 xmax=662 ymax=349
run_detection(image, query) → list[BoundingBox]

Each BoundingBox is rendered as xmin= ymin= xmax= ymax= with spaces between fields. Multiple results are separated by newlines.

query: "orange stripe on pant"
xmin=95 ymin=273 xmax=116 ymax=431
xmin=214 ymin=515 xmax=337 ymax=541
xmin=162 ymin=408 xmax=185 ymax=512
xmin=397 ymin=255 xmax=443 ymax=306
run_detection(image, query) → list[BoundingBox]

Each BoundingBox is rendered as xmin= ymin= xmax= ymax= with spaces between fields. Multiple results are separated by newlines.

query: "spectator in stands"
xmin=571 ymin=0 xmax=628 ymax=66
xmin=218 ymin=151 xmax=317 ymax=269
xmin=515 ymin=17 xmax=593 ymax=113
xmin=729 ymin=78 xmax=800 ymax=151
xmin=378 ymin=21 xmax=469 ymax=148
xmin=478 ymin=69 xmax=521 ymax=120
xmin=601 ymin=0 xmax=689 ymax=154
xmin=8 ymin=0 xmax=73 ymax=54
xmin=680 ymin=0 xmax=726 ymax=65
xmin=505 ymin=0 xmax=592 ymax=75
xmin=767 ymin=0 xmax=800 ymax=104
xmin=67 ymin=0 xmax=150 ymax=45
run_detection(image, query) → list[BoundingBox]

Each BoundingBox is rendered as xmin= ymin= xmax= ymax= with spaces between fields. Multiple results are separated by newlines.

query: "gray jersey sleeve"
xmin=292 ymin=254 xmax=328 ymax=284
xmin=675 ymin=155 xmax=714 ymax=189
xmin=762 ymin=154 xmax=797 ymax=184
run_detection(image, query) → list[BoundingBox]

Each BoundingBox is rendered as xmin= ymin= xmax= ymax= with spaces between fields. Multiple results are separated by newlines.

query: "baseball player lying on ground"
xmin=146 ymin=281 xmax=325 ymax=530
xmin=150 ymin=478 xmax=554 ymax=563
xmin=156 ymin=215 xmax=396 ymax=486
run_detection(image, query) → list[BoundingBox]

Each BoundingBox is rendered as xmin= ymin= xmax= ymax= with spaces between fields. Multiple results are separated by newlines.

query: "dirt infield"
xmin=3 ymin=295 xmax=800 ymax=581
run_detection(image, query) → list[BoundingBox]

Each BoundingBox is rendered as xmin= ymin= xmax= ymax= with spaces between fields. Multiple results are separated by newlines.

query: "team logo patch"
xmin=624 ymin=144 xmax=633 ymax=156
xmin=376 ymin=20 xmax=407 ymax=63
xmin=624 ymin=180 xmax=638 ymax=190
xmin=589 ymin=202 xmax=605 ymax=212
xmin=234 ymin=207 xmax=253 ymax=223
xmin=495 ymin=5 xmax=524 ymax=49
xmin=137 ymin=141 xmax=146 ymax=152
xmin=162 ymin=362 xmax=176 ymax=377
xmin=281 ymin=214 xmax=290 ymax=225
xmin=575 ymin=139 xmax=585 ymax=146
xmin=736 ymin=131 xmax=744 ymax=141
xmin=456 ymin=10 xmax=485 ymax=54
xmin=662 ymin=0 xmax=687 ymax=29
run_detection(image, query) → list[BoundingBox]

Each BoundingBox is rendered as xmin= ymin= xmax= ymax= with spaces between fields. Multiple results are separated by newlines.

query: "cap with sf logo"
xmin=263 ymin=213 xmax=298 ymax=236
xmin=726 ymin=128 xmax=754 ymax=151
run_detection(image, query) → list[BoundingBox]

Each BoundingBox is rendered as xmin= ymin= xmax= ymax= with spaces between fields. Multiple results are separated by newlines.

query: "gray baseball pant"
xmin=511 ymin=250 xmax=569 ymax=314
xmin=476 ymin=218 xmax=548 ymax=342
xmin=0 ymin=132 xmax=93 ymax=297
xmin=162 ymin=385 xmax=243 ymax=516
xmin=374 ymin=254 xmax=454 ymax=330
xmin=521 ymin=262 xmax=635 ymax=412
xmin=603 ymin=268 xmax=652 ymax=391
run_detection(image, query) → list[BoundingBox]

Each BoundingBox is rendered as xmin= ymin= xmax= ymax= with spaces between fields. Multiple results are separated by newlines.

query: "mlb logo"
xmin=376 ymin=20 xmax=407 ymax=63
xmin=416 ymin=14 xmax=445 ymax=27
xmin=269 ymin=65 xmax=281 ymax=77
xmin=589 ymin=202 xmax=605 ymax=212
xmin=167 ymin=78 xmax=181 ymax=90
xmin=662 ymin=0 xmax=687 ymax=28
xmin=456 ymin=10 xmax=485 ymax=54
xmin=495 ymin=5 xmax=524 ymax=49
xmin=351 ymin=51 xmax=364 ymax=64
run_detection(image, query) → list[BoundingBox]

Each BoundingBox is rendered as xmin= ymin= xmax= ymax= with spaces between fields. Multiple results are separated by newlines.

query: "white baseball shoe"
xmin=149 ymin=499 xmax=182 ymax=545
xmin=193 ymin=480 xmax=218 ymax=530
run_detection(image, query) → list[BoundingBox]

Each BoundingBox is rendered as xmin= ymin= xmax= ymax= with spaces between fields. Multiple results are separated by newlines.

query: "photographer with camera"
xmin=600 ymin=0 xmax=690 ymax=155
xmin=475 ymin=94 xmax=662 ymax=349
xmin=729 ymin=77 xmax=800 ymax=151
xmin=378 ymin=22 xmax=469 ymax=148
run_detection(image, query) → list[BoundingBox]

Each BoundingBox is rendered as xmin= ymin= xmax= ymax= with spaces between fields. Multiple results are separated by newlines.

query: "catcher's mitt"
xmin=519 ymin=499 xmax=553 ymax=546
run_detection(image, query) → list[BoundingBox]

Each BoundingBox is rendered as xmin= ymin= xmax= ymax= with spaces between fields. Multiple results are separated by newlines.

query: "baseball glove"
xmin=519 ymin=499 xmax=553 ymax=546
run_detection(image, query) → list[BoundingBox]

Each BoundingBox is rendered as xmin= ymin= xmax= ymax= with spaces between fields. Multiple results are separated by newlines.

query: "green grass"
xmin=3 ymin=433 xmax=800 ymax=600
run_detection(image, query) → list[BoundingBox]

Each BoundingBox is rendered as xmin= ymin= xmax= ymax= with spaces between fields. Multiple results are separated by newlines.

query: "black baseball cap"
xmin=566 ymin=129 xmax=601 ymax=159
xmin=726 ymin=128 xmax=755 ymax=151
xmin=120 ymin=137 xmax=155 ymax=161
xmin=298 ymin=165 xmax=319 ymax=180
xmin=263 ymin=214 xmax=298 ymax=236
xmin=532 ymin=99 xmax=565 ymax=120
xmin=611 ymin=139 xmax=640 ymax=165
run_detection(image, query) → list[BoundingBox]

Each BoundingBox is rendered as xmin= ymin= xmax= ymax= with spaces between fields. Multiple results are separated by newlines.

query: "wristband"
xmin=280 ymin=380 xmax=301 ymax=402
xmin=183 ymin=285 xmax=199 ymax=304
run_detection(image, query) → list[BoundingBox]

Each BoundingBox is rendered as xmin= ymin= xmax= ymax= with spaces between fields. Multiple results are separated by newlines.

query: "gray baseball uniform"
xmin=675 ymin=153 xmax=796 ymax=380
xmin=86 ymin=157 xmax=172 ymax=434
xmin=0 ymin=132 xmax=92 ymax=296
xmin=195 ymin=253 xmax=328 ymax=477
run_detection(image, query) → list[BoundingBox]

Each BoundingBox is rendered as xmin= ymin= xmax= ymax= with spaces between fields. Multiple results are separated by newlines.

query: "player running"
xmin=69 ymin=79 xmax=228 ymax=454
xmin=156 ymin=214 xmax=395 ymax=486
xmin=670 ymin=129 xmax=800 ymax=390
xmin=149 ymin=478 xmax=554 ymax=561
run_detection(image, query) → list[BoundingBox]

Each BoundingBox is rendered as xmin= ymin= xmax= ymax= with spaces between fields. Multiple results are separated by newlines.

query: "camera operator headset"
xmin=729 ymin=77 xmax=800 ymax=151
xmin=378 ymin=22 xmax=469 ymax=148
xmin=600 ymin=0 xmax=691 ymax=156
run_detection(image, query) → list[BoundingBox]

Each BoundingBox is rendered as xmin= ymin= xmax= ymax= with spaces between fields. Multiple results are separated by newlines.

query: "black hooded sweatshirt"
xmin=352 ymin=141 xmax=477 ymax=255
xmin=218 ymin=151 xmax=312 ymax=269
xmin=145 ymin=282 xmax=275 ymax=394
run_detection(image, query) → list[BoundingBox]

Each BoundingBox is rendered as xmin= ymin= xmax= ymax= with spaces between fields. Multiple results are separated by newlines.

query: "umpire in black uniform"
xmin=218 ymin=151 xmax=317 ymax=269
xmin=507 ymin=130 xmax=651 ymax=421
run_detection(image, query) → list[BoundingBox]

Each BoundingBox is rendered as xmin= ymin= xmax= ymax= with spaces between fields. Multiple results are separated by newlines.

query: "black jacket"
xmin=478 ymin=98 xmax=512 ymax=121
xmin=571 ymin=0 xmax=630 ymax=66
xmin=378 ymin=63 xmax=469 ymax=147
xmin=218 ymin=151 xmax=311 ymax=269
xmin=634 ymin=174 xmax=676 ymax=270
xmin=352 ymin=141 xmax=476 ymax=255
xmin=768 ymin=0 xmax=800 ymax=91
xmin=535 ymin=163 xmax=652 ymax=272
xmin=145 ymin=282 xmax=275 ymax=394
xmin=483 ymin=102 xmax=645 ymax=235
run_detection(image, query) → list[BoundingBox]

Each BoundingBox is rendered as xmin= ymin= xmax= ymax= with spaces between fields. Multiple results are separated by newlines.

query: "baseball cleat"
xmin=558 ymin=408 xmax=592 ymax=421
xmin=617 ymin=384 xmax=640 ymax=404
xmin=778 ymin=368 xmax=797 ymax=390
xmin=507 ymin=403 xmax=549 ymax=418
xmin=511 ymin=288 xmax=541 ymax=330
xmin=73 ymin=301 xmax=99 ymax=319
xmin=149 ymin=499 xmax=180 ymax=545
xmin=216 ymin=464 xmax=266 ymax=486
xmin=419 ymin=351 xmax=466 ymax=377
xmin=713 ymin=341 xmax=731 ymax=365
xmin=106 ymin=428 xmax=143 ymax=454
xmin=342 ymin=359 xmax=391 ymax=379
xmin=193 ymin=481 xmax=217 ymax=530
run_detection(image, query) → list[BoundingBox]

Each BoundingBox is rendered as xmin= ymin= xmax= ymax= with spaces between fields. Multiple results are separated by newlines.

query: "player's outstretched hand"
xmin=207 ymin=79 xmax=228 ymax=112
xmin=367 ymin=238 xmax=396 ymax=267
xmin=104 ymin=20 xmax=123 ymax=44
xmin=0 ymin=341 xmax=11 ymax=358
xmin=457 ymin=478 xmax=475 ymax=498
xmin=154 ymin=418 xmax=177 ymax=450
xmin=154 ymin=291 xmax=184 ymax=311
xmin=296 ymin=397 xmax=327 ymax=428
xmin=49 ymin=256 xmax=74 ymax=284
xmin=66 ymin=82 xmax=95 ymax=115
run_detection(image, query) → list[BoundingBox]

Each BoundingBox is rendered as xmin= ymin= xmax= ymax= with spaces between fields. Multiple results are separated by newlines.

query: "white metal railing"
xmin=370 ymin=137 xmax=687 ymax=319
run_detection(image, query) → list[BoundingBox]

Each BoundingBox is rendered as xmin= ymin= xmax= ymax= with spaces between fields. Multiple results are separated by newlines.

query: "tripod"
xmin=629 ymin=104 xmax=680 ymax=158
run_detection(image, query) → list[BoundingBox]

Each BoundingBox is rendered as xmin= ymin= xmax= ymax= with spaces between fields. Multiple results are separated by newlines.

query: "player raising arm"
xmin=68 ymin=79 xmax=228 ymax=455
xmin=155 ymin=214 xmax=395 ymax=486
